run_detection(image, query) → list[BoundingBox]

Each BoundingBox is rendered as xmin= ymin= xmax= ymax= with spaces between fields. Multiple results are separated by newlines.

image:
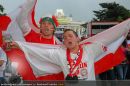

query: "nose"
xmin=44 ymin=23 xmax=48 ymax=27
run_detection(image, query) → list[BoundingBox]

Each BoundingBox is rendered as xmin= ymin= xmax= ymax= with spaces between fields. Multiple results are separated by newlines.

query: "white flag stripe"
xmin=3 ymin=7 xmax=26 ymax=41
xmin=3 ymin=0 xmax=37 ymax=41
xmin=94 ymin=35 xmax=125 ymax=62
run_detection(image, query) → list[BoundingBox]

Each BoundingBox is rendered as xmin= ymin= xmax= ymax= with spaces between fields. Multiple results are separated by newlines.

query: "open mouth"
xmin=68 ymin=42 xmax=72 ymax=45
xmin=45 ymin=29 xmax=49 ymax=32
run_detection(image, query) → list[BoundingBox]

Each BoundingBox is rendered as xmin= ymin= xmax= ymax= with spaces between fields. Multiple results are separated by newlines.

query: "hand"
xmin=0 ymin=60 xmax=4 ymax=66
xmin=11 ymin=42 xmax=19 ymax=48
xmin=2 ymin=41 xmax=19 ymax=51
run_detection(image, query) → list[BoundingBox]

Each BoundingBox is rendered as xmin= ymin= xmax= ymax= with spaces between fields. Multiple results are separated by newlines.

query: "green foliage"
xmin=93 ymin=2 xmax=130 ymax=21
xmin=0 ymin=4 xmax=6 ymax=16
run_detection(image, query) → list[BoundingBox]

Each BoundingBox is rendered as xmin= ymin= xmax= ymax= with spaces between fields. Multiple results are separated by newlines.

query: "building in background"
xmin=55 ymin=9 xmax=86 ymax=41
xmin=82 ymin=21 xmax=119 ymax=38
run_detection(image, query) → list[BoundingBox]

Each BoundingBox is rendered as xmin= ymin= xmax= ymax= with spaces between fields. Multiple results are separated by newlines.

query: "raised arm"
xmin=16 ymin=0 xmax=40 ymax=36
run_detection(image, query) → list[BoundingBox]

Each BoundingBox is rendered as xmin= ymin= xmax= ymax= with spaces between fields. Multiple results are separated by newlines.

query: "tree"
xmin=93 ymin=2 xmax=130 ymax=21
xmin=0 ymin=4 xmax=6 ymax=16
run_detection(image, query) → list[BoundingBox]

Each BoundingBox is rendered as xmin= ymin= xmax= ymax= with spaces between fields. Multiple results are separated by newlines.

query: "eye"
xmin=48 ymin=22 xmax=52 ymax=25
xmin=42 ymin=22 xmax=45 ymax=25
xmin=63 ymin=36 xmax=67 ymax=40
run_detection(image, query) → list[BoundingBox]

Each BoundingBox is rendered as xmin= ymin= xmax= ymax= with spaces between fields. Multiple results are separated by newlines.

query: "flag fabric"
xmin=2 ymin=0 xmax=38 ymax=80
xmin=3 ymin=0 xmax=38 ymax=41
xmin=80 ymin=18 xmax=130 ymax=75
xmin=81 ymin=42 xmax=126 ymax=75
xmin=94 ymin=46 xmax=125 ymax=75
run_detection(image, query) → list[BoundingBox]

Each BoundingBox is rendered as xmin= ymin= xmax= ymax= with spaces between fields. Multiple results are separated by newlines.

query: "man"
xmin=17 ymin=29 xmax=105 ymax=80
xmin=0 ymin=30 xmax=7 ymax=83
xmin=4 ymin=16 xmax=64 ymax=80
xmin=24 ymin=16 xmax=64 ymax=80
xmin=22 ymin=16 xmax=63 ymax=80
xmin=24 ymin=16 xmax=61 ymax=44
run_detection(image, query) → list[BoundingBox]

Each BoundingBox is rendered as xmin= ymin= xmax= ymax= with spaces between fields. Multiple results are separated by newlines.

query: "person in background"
xmin=99 ymin=68 xmax=116 ymax=80
xmin=114 ymin=40 xmax=129 ymax=80
xmin=0 ymin=30 xmax=7 ymax=84
xmin=126 ymin=33 xmax=130 ymax=79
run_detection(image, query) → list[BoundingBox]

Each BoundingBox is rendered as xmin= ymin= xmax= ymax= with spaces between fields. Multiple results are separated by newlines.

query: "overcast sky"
xmin=0 ymin=0 xmax=130 ymax=22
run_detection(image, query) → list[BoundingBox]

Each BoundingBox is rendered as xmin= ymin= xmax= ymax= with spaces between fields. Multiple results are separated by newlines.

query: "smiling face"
xmin=40 ymin=21 xmax=55 ymax=37
xmin=63 ymin=29 xmax=79 ymax=50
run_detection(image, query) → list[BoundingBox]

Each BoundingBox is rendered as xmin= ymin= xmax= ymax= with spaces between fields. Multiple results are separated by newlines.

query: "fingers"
xmin=2 ymin=42 xmax=12 ymax=50
xmin=2 ymin=42 xmax=18 ymax=51
xmin=11 ymin=42 xmax=19 ymax=48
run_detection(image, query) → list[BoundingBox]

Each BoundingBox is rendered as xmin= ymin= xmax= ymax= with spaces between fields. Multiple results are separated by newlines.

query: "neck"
xmin=40 ymin=34 xmax=53 ymax=39
xmin=69 ymin=45 xmax=80 ymax=54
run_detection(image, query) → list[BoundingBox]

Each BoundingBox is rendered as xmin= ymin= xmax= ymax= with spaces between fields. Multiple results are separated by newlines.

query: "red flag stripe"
xmin=5 ymin=48 xmax=36 ymax=80
xmin=95 ymin=47 xmax=125 ymax=75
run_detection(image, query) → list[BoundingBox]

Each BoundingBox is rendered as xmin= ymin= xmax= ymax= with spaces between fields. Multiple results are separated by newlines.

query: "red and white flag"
xmin=80 ymin=18 xmax=130 ymax=75
xmin=2 ymin=0 xmax=38 ymax=41
xmin=1 ymin=0 xmax=38 ymax=80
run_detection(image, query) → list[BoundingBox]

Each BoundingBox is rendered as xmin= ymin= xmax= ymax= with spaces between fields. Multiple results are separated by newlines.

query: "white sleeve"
xmin=16 ymin=0 xmax=39 ymax=36
xmin=16 ymin=42 xmax=62 ymax=77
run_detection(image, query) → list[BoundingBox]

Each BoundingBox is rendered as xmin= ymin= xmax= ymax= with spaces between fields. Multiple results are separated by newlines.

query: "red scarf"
xmin=66 ymin=46 xmax=83 ymax=77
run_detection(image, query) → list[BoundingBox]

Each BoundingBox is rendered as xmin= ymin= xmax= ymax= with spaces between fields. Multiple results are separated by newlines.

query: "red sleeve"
xmin=24 ymin=30 xmax=37 ymax=42
xmin=0 ymin=16 xmax=11 ymax=31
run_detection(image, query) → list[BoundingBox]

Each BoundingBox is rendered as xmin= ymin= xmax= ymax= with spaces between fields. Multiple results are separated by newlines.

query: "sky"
xmin=0 ymin=0 xmax=130 ymax=22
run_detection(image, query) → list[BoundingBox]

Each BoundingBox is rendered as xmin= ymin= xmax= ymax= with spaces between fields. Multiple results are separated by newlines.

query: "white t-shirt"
xmin=0 ymin=48 xmax=7 ymax=77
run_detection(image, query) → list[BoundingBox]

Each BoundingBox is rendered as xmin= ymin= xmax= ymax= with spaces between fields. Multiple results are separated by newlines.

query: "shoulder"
xmin=25 ymin=30 xmax=40 ymax=42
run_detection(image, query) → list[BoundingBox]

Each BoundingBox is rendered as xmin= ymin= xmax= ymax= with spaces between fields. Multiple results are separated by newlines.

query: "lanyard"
xmin=66 ymin=46 xmax=83 ymax=77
